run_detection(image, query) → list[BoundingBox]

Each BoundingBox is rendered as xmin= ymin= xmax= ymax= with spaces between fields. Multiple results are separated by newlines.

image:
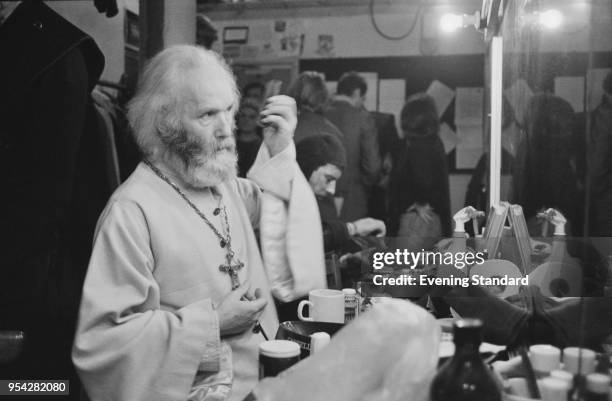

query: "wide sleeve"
xmin=72 ymin=200 xmax=221 ymax=401
xmin=247 ymin=143 xmax=326 ymax=302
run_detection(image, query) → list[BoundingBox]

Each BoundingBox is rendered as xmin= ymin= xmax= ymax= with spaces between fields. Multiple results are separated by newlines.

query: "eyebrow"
xmin=195 ymin=103 xmax=234 ymax=115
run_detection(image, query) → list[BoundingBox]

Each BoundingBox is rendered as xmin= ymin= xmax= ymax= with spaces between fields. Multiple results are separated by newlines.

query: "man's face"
xmin=237 ymin=106 xmax=259 ymax=135
xmin=167 ymin=67 xmax=238 ymax=188
xmin=245 ymin=87 xmax=264 ymax=103
xmin=308 ymin=163 xmax=342 ymax=197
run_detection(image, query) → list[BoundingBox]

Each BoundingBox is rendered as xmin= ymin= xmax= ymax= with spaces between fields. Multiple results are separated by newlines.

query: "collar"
xmin=332 ymin=94 xmax=356 ymax=107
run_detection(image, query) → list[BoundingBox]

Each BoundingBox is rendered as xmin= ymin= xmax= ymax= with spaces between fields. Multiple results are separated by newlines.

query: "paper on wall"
xmin=358 ymin=72 xmax=379 ymax=111
xmin=379 ymin=79 xmax=406 ymax=136
xmin=426 ymin=80 xmax=455 ymax=117
xmin=554 ymin=76 xmax=585 ymax=112
xmin=586 ymin=68 xmax=612 ymax=111
xmin=456 ymin=147 xmax=482 ymax=170
xmin=455 ymin=87 xmax=484 ymax=126
xmin=504 ymin=79 xmax=533 ymax=125
xmin=455 ymin=124 xmax=483 ymax=169
xmin=326 ymin=81 xmax=337 ymax=96
xmin=456 ymin=125 xmax=483 ymax=149
xmin=439 ymin=123 xmax=457 ymax=154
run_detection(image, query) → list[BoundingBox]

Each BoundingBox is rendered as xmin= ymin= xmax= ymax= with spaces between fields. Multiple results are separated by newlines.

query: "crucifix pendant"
xmin=218 ymin=252 xmax=244 ymax=290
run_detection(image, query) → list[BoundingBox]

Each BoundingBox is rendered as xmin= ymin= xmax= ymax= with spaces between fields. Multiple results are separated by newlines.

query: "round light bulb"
xmin=440 ymin=13 xmax=463 ymax=33
xmin=539 ymin=9 xmax=563 ymax=29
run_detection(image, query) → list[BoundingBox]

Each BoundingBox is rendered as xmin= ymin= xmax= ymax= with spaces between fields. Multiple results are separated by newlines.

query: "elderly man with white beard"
xmin=72 ymin=45 xmax=325 ymax=401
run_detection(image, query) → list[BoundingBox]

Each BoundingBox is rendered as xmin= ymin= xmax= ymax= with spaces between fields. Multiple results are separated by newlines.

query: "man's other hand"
xmin=260 ymin=95 xmax=297 ymax=157
xmin=216 ymin=283 xmax=267 ymax=336
xmin=352 ymin=218 xmax=386 ymax=237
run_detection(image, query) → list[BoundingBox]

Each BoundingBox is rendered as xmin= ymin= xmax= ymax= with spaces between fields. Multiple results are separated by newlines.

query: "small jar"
xmin=563 ymin=347 xmax=597 ymax=375
xmin=258 ymin=340 xmax=300 ymax=379
xmin=529 ymin=344 xmax=561 ymax=378
xmin=584 ymin=373 xmax=610 ymax=401
xmin=342 ymin=288 xmax=358 ymax=322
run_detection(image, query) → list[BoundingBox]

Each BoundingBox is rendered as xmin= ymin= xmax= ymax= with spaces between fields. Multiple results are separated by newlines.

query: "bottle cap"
xmin=563 ymin=347 xmax=597 ymax=374
xmin=259 ymin=340 xmax=300 ymax=358
xmin=452 ymin=318 xmax=483 ymax=344
xmin=310 ymin=332 xmax=331 ymax=354
xmin=585 ymin=373 xmax=611 ymax=394
xmin=342 ymin=288 xmax=356 ymax=295
xmin=529 ymin=344 xmax=561 ymax=373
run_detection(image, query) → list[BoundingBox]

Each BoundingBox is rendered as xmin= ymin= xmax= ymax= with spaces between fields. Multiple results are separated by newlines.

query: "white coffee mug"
xmin=297 ymin=289 xmax=345 ymax=324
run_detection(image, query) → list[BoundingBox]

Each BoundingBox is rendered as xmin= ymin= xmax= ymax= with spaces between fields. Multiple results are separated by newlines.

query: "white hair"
xmin=127 ymin=45 xmax=239 ymax=159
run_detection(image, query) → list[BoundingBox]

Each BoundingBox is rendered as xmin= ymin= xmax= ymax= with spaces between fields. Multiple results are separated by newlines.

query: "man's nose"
xmin=215 ymin=110 xmax=233 ymax=137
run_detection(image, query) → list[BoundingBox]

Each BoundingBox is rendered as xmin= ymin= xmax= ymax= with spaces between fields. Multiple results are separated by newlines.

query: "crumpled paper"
xmin=253 ymin=298 xmax=440 ymax=401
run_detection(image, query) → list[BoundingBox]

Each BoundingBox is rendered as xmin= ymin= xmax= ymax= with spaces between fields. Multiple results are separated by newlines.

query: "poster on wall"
xmin=317 ymin=34 xmax=335 ymax=57
xmin=587 ymin=68 xmax=612 ymax=111
xmin=358 ymin=72 xmax=379 ymax=111
xmin=274 ymin=20 xmax=305 ymax=58
xmin=379 ymin=79 xmax=405 ymax=136
xmin=554 ymin=76 xmax=585 ymax=112
xmin=504 ymin=79 xmax=533 ymax=125
xmin=426 ymin=80 xmax=454 ymax=117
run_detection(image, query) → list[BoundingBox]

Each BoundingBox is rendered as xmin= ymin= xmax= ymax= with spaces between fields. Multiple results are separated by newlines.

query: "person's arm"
xmin=73 ymin=200 xmax=221 ymax=401
xmin=247 ymin=96 xmax=326 ymax=301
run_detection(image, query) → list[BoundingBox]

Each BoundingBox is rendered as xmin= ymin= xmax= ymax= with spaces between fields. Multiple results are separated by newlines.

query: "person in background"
xmin=287 ymin=71 xmax=343 ymax=144
xmin=388 ymin=94 xmax=452 ymax=248
xmin=236 ymin=98 xmax=263 ymax=177
xmin=0 ymin=2 xmax=112 ymax=398
xmin=324 ymin=71 xmax=381 ymax=222
xmin=589 ymin=71 xmax=612 ymax=237
xmin=72 ymin=45 xmax=324 ymax=401
xmin=512 ymin=93 xmax=583 ymax=236
xmin=296 ymin=134 xmax=386 ymax=254
xmin=368 ymin=111 xmax=401 ymax=222
xmin=243 ymin=81 xmax=265 ymax=104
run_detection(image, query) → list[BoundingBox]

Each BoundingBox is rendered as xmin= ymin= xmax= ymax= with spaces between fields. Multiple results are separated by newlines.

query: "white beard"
xmin=185 ymin=149 xmax=238 ymax=188
xmin=161 ymin=146 xmax=238 ymax=189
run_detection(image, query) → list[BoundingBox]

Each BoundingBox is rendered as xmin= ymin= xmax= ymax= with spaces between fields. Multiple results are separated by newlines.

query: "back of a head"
xmin=127 ymin=45 xmax=238 ymax=158
xmin=296 ymin=134 xmax=347 ymax=180
xmin=400 ymin=93 xmax=439 ymax=137
xmin=515 ymin=93 xmax=577 ymax=218
xmin=336 ymin=71 xmax=367 ymax=97
xmin=287 ymin=71 xmax=329 ymax=113
xmin=523 ymin=93 xmax=574 ymax=144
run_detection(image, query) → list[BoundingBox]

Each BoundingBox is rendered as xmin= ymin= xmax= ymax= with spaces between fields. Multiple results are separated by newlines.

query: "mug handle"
xmin=297 ymin=300 xmax=314 ymax=321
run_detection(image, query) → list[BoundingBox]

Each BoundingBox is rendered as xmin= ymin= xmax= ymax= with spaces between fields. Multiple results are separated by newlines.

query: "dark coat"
xmin=589 ymin=100 xmax=612 ymax=236
xmin=324 ymin=99 xmax=381 ymax=222
xmin=388 ymin=133 xmax=452 ymax=237
xmin=294 ymin=109 xmax=343 ymax=144
xmin=317 ymin=194 xmax=351 ymax=254
xmin=0 ymin=1 xmax=110 ymax=385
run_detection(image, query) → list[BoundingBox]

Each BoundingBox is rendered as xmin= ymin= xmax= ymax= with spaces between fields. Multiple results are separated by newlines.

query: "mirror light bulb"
xmin=539 ymin=9 xmax=563 ymax=29
xmin=440 ymin=13 xmax=463 ymax=33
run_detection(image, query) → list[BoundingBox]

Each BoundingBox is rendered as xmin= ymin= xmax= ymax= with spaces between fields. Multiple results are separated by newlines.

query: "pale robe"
xmin=73 ymin=144 xmax=324 ymax=401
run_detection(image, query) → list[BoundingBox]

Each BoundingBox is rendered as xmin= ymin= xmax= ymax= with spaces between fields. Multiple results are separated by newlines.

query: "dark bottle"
xmin=430 ymin=318 xmax=502 ymax=401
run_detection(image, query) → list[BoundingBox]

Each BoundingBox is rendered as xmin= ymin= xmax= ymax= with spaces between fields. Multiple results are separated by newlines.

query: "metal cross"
xmin=218 ymin=251 xmax=244 ymax=290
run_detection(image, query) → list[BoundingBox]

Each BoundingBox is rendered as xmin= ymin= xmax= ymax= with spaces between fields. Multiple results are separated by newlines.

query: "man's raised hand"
xmin=259 ymin=95 xmax=297 ymax=157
